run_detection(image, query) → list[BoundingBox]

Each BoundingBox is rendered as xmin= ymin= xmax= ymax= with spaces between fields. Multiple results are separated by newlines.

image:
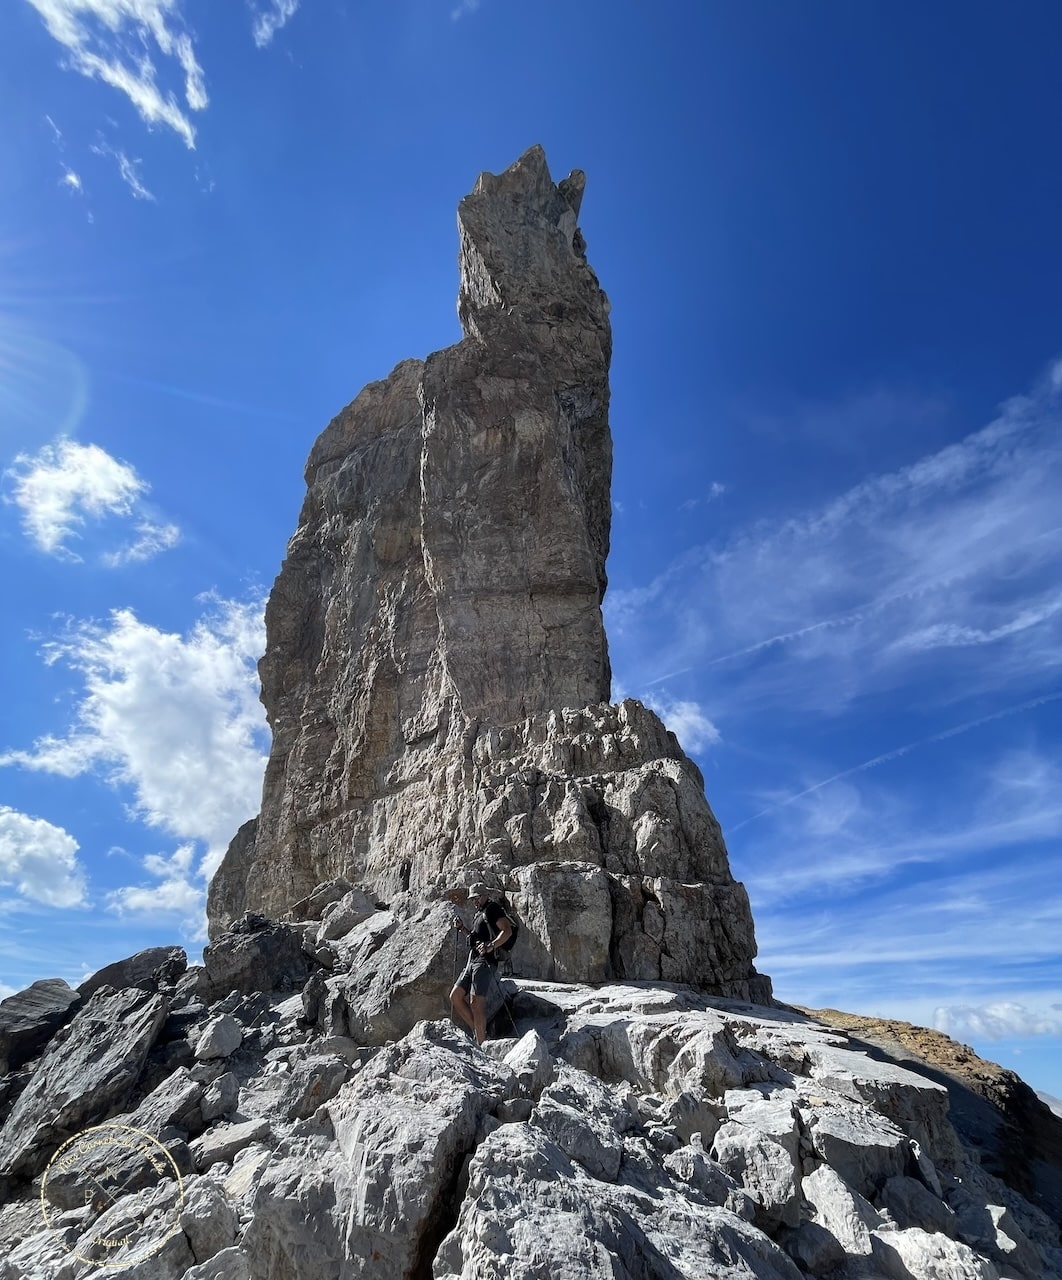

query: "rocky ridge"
xmin=0 ymin=907 xmax=1060 ymax=1279
xmin=206 ymin=145 xmax=767 ymax=1003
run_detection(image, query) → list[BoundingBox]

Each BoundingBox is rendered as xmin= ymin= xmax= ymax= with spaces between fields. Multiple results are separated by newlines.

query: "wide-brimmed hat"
xmin=465 ymin=881 xmax=494 ymax=900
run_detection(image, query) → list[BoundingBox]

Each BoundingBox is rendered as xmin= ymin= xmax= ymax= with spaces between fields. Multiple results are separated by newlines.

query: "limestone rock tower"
xmin=208 ymin=146 xmax=770 ymax=1002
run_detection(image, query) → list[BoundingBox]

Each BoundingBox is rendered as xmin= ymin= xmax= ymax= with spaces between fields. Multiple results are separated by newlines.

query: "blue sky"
xmin=1 ymin=2 xmax=1060 ymax=1097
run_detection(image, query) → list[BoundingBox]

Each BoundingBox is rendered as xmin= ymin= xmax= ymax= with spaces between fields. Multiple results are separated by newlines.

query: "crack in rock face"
xmin=205 ymin=145 xmax=768 ymax=1005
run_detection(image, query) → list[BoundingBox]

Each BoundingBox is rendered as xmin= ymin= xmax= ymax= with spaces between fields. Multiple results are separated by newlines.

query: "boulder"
xmin=434 ymin=1121 xmax=804 ymax=1280
xmin=328 ymin=902 xmax=468 ymax=1045
xmin=0 ymin=978 xmax=81 ymax=1075
xmin=503 ymin=1029 xmax=554 ymax=1099
xmin=179 ymin=1177 xmax=239 ymax=1264
xmin=239 ymin=1146 xmax=355 ymax=1278
xmin=0 ymin=986 xmax=168 ymax=1180
xmin=284 ymin=1054 xmax=349 ymax=1120
xmin=190 ymin=1119 xmax=272 ymax=1172
xmin=711 ymin=1121 xmax=801 ymax=1231
xmin=879 ymin=1173 xmax=958 ymax=1237
xmin=195 ymin=1015 xmax=243 ymax=1061
xmin=325 ymin=1021 xmax=515 ymax=1277
xmin=316 ymin=886 xmax=379 ymax=943
xmin=803 ymin=1102 xmax=910 ymax=1198
xmin=870 ymin=1226 xmax=1001 ymax=1280
xmin=79 ymin=946 xmax=186 ymax=999
xmin=800 ymin=1163 xmax=881 ymax=1257
xmin=291 ymin=876 xmax=354 ymax=922
xmin=804 ymin=1041 xmax=956 ymax=1160
xmin=197 ymin=921 xmax=317 ymax=1001
xmin=180 ymin=1247 xmax=253 ymax=1280
xmin=664 ymin=1133 xmax=756 ymax=1218
xmin=127 ymin=1065 xmax=206 ymax=1135
xmin=531 ymin=1064 xmax=626 ymax=1182
xmin=44 ymin=1177 xmax=193 ymax=1279
xmin=201 ymin=1072 xmax=240 ymax=1122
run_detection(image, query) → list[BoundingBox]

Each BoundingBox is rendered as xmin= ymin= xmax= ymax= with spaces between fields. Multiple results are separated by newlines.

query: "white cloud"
xmin=0 ymin=982 xmax=17 ymax=1001
xmin=741 ymin=744 xmax=1062 ymax=907
xmin=92 ymin=142 xmax=155 ymax=200
xmin=61 ymin=168 xmax=83 ymax=192
xmin=679 ymin=481 xmax=727 ymax=513
xmin=607 ymin=361 xmax=1062 ymax=718
xmin=646 ymin=696 xmax=720 ymax=753
xmin=0 ymin=596 xmax=268 ymax=880
xmin=101 ymin=519 xmax=180 ymax=565
xmin=450 ymin=0 xmax=481 ymax=19
xmin=733 ymin=690 xmax=1062 ymax=835
xmin=26 ymin=0 xmax=207 ymax=148
xmin=6 ymin=437 xmax=144 ymax=557
xmin=739 ymin=743 xmax=1062 ymax=1042
xmin=934 ymin=1002 xmax=1062 ymax=1041
xmin=0 ymin=806 xmax=88 ymax=908
xmin=107 ymin=841 xmax=205 ymax=934
xmin=4 ymin=436 xmax=178 ymax=563
xmin=248 ymin=0 xmax=300 ymax=47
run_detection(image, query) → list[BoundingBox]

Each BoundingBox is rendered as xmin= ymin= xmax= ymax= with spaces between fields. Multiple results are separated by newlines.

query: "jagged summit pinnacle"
xmin=456 ymin=146 xmax=604 ymax=338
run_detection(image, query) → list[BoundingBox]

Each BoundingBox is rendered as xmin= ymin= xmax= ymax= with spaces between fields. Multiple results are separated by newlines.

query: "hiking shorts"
xmin=455 ymin=957 xmax=496 ymax=998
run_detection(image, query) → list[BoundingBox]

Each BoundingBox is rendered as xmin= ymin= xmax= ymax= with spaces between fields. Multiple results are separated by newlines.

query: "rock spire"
xmin=207 ymin=146 xmax=768 ymax=1003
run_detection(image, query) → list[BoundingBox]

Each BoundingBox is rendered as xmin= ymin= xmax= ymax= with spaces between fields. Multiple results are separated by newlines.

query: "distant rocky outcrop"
xmin=207 ymin=145 xmax=768 ymax=1002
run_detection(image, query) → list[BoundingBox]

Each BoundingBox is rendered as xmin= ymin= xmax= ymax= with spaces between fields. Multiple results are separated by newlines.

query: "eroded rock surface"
xmin=0 ymin=935 xmax=1060 ymax=1280
xmin=206 ymin=145 xmax=767 ymax=1003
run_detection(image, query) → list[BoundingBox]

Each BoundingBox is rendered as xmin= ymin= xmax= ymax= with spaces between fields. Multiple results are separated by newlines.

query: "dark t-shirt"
xmin=469 ymin=900 xmax=506 ymax=964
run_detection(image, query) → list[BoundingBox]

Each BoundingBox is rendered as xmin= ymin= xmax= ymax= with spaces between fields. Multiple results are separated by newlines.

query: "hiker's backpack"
xmin=497 ymin=895 xmax=520 ymax=952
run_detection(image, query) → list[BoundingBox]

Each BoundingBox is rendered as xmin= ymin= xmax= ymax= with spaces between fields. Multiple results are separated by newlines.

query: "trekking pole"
xmin=490 ymin=969 xmax=520 ymax=1038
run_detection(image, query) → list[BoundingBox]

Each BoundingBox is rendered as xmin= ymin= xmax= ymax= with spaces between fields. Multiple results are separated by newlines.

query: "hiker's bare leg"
xmin=470 ymin=994 xmax=487 ymax=1045
xmin=450 ymin=985 xmax=474 ymax=1031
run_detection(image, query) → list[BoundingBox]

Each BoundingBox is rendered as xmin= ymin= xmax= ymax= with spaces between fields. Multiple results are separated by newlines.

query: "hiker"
xmin=449 ymin=881 xmax=512 ymax=1044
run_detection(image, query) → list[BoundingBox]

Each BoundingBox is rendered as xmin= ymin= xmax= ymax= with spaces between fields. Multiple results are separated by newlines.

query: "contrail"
xmin=103 ymin=371 xmax=302 ymax=421
xmin=731 ymin=690 xmax=1062 ymax=832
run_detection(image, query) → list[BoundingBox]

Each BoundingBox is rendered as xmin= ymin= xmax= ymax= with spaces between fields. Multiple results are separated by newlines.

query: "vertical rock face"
xmin=208 ymin=146 xmax=769 ymax=1002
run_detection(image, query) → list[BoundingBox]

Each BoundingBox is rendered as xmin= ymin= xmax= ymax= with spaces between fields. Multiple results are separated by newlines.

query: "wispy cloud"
xmin=738 ymin=739 xmax=1062 ymax=1042
xmin=92 ymin=141 xmax=155 ymax=200
xmin=608 ymin=361 xmax=1062 ymax=721
xmin=934 ymin=1002 xmax=1062 ymax=1041
xmin=3 ymin=436 xmax=177 ymax=563
xmin=43 ymin=114 xmax=87 ymax=198
xmin=101 ymin=519 xmax=180 ymax=565
xmin=450 ymin=0 xmax=481 ymax=19
xmin=26 ymin=0 xmax=207 ymax=148
xmin=645 ymin=696 xmax=720 ymax=753
xmin=741 ymin=744 xmax=1062 ymax=907
xmin=733 ymin=690 xmax=1062 ymax=832
xmin=680 ymin=481 xmax=727 ymax=513
xmin=248 ymin=0 xmax=300 ymax=47
xmin=0 ymin=805 xmax=87 ymax=908
xmin=740 ymin=385 xmax=953 ymax=457
xmin=0 ymin=596 xmax=268 ymax=881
